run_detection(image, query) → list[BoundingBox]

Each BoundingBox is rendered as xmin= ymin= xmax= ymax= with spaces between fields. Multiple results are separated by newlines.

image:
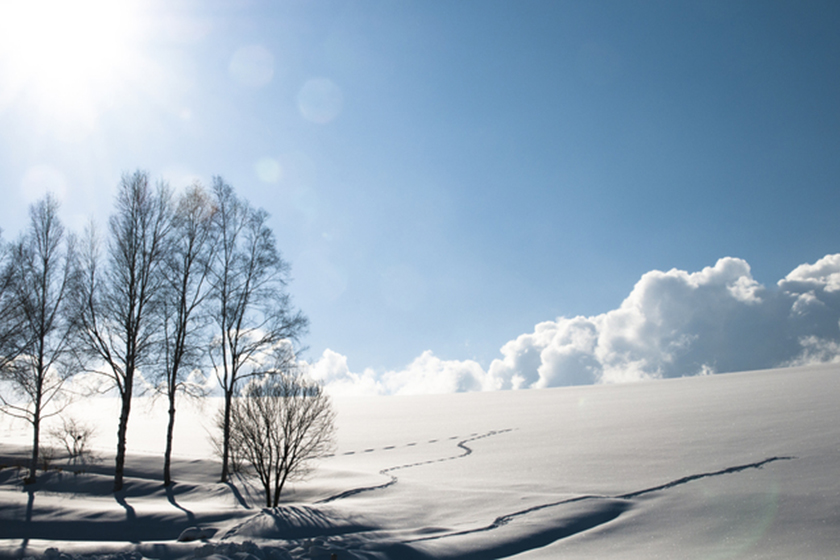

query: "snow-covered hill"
xmin=2 ymin=364 xmax=839 ymax=559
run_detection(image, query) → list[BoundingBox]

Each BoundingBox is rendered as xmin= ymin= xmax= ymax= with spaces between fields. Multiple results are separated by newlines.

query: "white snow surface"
xmin=1 ymin=364 xmax=839 ymax=559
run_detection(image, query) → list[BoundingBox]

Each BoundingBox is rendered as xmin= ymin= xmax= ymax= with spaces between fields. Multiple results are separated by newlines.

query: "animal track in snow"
xmin=317 ymin=429 xmax=514 ymax=504
xmin=326 ymin=434 xmax=492 ymax=458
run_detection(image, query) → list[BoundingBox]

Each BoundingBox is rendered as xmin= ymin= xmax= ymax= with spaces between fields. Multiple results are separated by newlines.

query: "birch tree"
xmin=229 ymin=350 xmax=335 ymax=507
xmin=208 ymin=178 xmax=308 ymax=483
xmin=157 ymin=184 xmax=215 ymax=486
xmin=76 ymin=172 xmax=172 ymax=492
xmin=0 ymin=230 xmax=25 ymax=372
xmin=0 ymin=194 xmax=80 ymax=484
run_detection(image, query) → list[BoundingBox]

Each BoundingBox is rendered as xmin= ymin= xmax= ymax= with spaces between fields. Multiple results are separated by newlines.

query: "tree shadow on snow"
xmin=14 ymin=488 xmax=36 ymax=557
xmin=165 ymin=484 xmax=197 ymax=524
xmin=220 ymin=505 xmax=377 ymax=541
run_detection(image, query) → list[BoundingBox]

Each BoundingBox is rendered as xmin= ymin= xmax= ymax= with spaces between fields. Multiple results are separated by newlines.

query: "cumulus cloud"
xmin=306 ymin=254 xmax=840 ymax=395
xmin=304 ymin=349 xmax=490 ymax=396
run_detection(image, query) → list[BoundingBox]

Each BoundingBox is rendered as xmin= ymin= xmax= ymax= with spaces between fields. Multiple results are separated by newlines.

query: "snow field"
xmin=1 ymin=363 xmax=839 ymax=558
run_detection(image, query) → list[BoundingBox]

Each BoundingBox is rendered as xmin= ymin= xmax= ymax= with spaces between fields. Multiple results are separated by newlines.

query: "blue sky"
xmin=1 ymin=1 xmax=840 ymax=390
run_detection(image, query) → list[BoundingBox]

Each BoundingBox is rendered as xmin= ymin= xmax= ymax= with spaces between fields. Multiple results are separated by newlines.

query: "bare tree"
xmin=209 ymin=178 xmax=308 ymax=483
xmin=229 ymin=349 xmax=335 ymax=507
xmin=0 ymin=230 xmax=26 ymax=372
xmin=157 ymin=184 xmax=215 ymax=486
xmin=49 ymin=416 xmax=97 ymax=468
xmin=0 ymin=194 xmax=80 ymax=484
xmin=75 ymin=172 xmax=172 ymax=491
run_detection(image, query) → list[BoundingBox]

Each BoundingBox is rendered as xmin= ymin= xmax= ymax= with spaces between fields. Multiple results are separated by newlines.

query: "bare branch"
xmin=72 ymin=172 xmax=172 ymax=492
xmin=0 ymin=194 xmax=82 ymax=484
xmin=228 ymin=359 xmax=335 ymax=507
xmin=207 ymin=178 xmax=308 ymax=483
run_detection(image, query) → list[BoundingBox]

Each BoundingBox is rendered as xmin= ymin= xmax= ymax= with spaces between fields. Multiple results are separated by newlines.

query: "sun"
xmin=0 ymin=0 xmax=145 ymax=129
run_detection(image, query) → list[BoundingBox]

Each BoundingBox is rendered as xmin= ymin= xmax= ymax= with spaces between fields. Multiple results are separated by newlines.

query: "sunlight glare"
xmin=0 ymin=0 xmax=144 ymax=127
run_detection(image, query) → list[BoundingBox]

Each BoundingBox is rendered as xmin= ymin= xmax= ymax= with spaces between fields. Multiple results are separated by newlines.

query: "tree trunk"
xmin=114 ymin=380 xmax=133 ymax=492
xmin=274 ymin=468 xmax=291 ymax=507
xmin=27 ymin=408 xmax=41 ymax=484
xmin=26 ymin=358 xmax=46 ymax=484
xmin=163 ymin=391 xmax=176 ymax=486
xmin=220 ymin=389 xmax=232 ymax=483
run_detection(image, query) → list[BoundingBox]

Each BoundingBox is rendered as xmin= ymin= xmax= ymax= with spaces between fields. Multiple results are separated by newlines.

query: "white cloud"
xmin=305 ymin=349 xmax=382 ymax=396
xmin=306 ymin=254 xmax=840 ymax=395
xmin=779 ymin=253 xmax=840 ymax=293
xmin=305 ymin=349 xmax=490 ymax=396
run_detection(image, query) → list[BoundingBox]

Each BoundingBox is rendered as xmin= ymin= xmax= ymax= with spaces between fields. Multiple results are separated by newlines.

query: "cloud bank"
xmin=304 ymin=254 xmax=840 ymax=395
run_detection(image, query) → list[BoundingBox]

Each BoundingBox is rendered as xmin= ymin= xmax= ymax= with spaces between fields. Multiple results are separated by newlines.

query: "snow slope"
xmin=1 ymin=364 xmax=839 ymax=559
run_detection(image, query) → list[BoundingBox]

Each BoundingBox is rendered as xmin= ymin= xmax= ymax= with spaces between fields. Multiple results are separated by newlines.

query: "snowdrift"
xmin=1 ymin=363 xmax=839 ymax=559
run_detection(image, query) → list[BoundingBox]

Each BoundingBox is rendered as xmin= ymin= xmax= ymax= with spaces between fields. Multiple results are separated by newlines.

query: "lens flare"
xmin=297 ymin=78 xmax=343 ymax=124
xmin=255 ymin=157 xmax=283 ymax=183
xmin=229 ymin=45 xmax=275 ymax=87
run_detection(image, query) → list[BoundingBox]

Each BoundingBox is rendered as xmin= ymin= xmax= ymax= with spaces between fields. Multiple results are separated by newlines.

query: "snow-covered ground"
xmin=2 ymin=364 xmax=839 ymax=559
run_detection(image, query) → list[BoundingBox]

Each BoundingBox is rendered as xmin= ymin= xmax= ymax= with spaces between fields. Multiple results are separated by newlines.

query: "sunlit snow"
xmin=1 ymin=364 xmax=839 ymax=559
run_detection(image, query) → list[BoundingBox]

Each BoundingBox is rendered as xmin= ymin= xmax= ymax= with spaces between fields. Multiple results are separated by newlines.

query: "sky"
xmin=1 ymin=0 xmax=840 ymax=394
